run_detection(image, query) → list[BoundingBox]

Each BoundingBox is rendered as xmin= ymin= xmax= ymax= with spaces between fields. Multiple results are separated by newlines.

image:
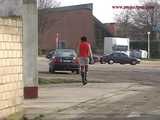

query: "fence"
xmin=130 ymin=41 xmax=160 ymax=58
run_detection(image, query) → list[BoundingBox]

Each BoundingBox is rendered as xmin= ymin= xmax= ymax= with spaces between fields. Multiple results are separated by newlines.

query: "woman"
xmin=79 ymin=36 xmax=93 ymax=85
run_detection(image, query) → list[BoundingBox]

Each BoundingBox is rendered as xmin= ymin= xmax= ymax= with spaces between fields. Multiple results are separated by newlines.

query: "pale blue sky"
xmin=57 ymin=0 xmax=142 ymax=23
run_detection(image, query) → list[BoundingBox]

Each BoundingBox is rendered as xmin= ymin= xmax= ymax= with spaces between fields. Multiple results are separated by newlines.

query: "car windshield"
xmin=49 ymin=50 xmax=55 ymax=54
xmin=121 ymin=53 xmax=128 ymax=57
xmin=55 ymin=49 xmax=76 ymax=57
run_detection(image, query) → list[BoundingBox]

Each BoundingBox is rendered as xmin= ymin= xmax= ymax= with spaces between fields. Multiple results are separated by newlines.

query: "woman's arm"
xmin=89 ymin=43 xmax=93 ymax=57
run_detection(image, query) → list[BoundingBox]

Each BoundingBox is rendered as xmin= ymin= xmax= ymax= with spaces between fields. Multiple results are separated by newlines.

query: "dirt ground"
xmin=24 ymin=58 xmax=160 ymax=120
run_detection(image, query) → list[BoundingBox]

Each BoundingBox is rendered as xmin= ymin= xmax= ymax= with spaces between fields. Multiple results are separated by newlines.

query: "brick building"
xmin=39 ymin=4 xmax=113 ymax=53
xmin=104 ymin=23 xmax=117 ymax=36
xmin=0 ymin=17 xmax=23 ymax=119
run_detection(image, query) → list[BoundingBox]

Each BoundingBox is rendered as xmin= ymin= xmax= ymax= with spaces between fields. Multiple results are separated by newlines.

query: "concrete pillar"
xmin=23 ymin=0 xmax=38 ymax=98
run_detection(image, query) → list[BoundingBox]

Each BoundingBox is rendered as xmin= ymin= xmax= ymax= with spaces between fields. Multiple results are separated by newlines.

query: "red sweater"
xmin=79 ymin=42 xmax=90 ymax=57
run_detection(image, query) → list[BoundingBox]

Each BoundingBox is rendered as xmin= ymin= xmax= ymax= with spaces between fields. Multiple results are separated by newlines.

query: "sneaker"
xmin=84 ymin=80 xmax=87 ymax=85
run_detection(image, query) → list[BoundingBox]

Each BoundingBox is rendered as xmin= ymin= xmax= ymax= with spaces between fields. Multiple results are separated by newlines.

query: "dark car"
xmin=46 ymin=49 xmax=55 ymax=59
xmin=89 ymin=55 xmax=100 ymax=64
xmin=100 ymin=52 xmax=140 ymax=65
xmin=93 ymin=55 xmax=100 ymax=63
xmin=49 ymin=49 xmax=80 ymax=74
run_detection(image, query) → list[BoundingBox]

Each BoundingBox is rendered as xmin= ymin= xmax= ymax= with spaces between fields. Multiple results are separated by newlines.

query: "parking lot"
xmin=24 ymin=57 xmax=160 ymax=120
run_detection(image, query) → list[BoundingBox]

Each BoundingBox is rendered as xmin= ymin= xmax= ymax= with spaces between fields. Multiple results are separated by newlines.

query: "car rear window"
xmin=55 ymin=49 xmax=77 ymax=57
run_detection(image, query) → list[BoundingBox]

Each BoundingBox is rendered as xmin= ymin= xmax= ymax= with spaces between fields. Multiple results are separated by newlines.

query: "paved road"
xmin=24 ymin=58 xmax=160 ymax=120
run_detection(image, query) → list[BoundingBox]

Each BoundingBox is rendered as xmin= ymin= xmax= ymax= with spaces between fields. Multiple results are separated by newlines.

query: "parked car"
xmin=89 ymin=55 xmax=100 ymax=64
xmin=93 ymin=55 xmax=100 ymax=63
xmin=49 ymin=49 xmax=80 ymax=74
xmin=46 ymin=49 xmax=55 ymax=59
xmin=100 ymin=52 xmax=140 ymax=65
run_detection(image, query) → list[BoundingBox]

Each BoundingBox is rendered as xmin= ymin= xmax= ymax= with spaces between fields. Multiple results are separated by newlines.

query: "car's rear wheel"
xmin=49 ymin=66 xmax=55 ymax=73
xmin=100 ymin=59 xmax=106 ymax=64
xmin=131 ymin=61 xmax=137 ymax=65
xmin=76 ymin=69 xmax=80 ymax=74
xmin=108 ymin=60 xmax=114 ymax=64
xmin=71 ymin=70 xmax=80 ymax=74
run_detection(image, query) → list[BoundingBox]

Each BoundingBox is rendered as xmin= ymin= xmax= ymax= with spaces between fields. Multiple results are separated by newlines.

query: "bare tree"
xmin=38 ymin=0 xmax=60 ymax=9
xmin=115 ymin=0 xmax=160 ymax=41
xmin=132 ymin=1 xmax=160 ymax=40
xmin=38 ymin=0 xmax=61 ymax=54
xmin=38 ymin=0 xmax=60 ymax=33
xmin=115 ymin=10 xmax=134 ymax=38
xmin=115 ymin=0 xmax=160 ymax=57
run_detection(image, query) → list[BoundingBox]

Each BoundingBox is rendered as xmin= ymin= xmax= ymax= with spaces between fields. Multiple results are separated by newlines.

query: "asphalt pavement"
xmin=24 ymin=57 xmax=160 ymax=120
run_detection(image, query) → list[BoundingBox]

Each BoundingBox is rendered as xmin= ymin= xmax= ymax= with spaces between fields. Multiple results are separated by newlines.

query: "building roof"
xmin=39 ymin=3 xmax=93 ymax=13
xmin=39 ymin=3 xmax=113 ymax=37
xmin=94 ymin=16 xmax=113 ymax=37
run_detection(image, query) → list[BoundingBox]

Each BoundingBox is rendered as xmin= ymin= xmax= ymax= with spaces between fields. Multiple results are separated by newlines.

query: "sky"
xmin=57 ymin=0 xmax=142 ymax=23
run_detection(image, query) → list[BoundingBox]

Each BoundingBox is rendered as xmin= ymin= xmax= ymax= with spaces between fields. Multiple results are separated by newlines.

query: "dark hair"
xmin=81 ymin=36 xmax=87 ymax=42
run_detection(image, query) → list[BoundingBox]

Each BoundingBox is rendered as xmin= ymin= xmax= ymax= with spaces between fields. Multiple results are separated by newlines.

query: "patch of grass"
xmin=23 ymin=114 xmax=44 ymax=120
xmin=6 ymin=111 xmax=24 ymax=120
xmin=142 ymin=59 xmax=160 ymax=61
xmin=38 ymin=77 xmax=110 ymax=85
xmin=38 ymin=78 xmax=81 ymax=84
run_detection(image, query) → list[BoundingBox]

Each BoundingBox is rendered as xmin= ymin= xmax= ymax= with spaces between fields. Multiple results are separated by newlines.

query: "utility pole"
xmin=147 ymin=32 xmax=150 ymax=59
xmin=23 ymin=0 xmax=38 ymax=98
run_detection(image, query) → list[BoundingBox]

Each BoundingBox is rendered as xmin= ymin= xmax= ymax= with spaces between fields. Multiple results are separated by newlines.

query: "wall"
xmin=0 ymin=0 xmax=22 ymax=16
xmin=39 ymin=8 xmax=95 ymax=52
xmin=0 ymin=17 xmax=23 ymax=119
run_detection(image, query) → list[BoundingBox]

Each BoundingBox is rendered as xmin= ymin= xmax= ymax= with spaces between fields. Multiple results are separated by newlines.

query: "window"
xmin=55 ymin=49 xmax=76 ymax=57
xmin=112 ymin=53 xmax=120 ymax=57
xmin=112 ymin=45 xmax=128 ymax=51
xmin=120 ymin=53 xmax=128 ymax=58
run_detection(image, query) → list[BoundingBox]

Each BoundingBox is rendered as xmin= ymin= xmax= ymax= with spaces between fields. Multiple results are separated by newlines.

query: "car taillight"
xmin=72 ymin=57 xmax=79 ymax=64
xmin=52 ymin=57 xmax=61 ymax=64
